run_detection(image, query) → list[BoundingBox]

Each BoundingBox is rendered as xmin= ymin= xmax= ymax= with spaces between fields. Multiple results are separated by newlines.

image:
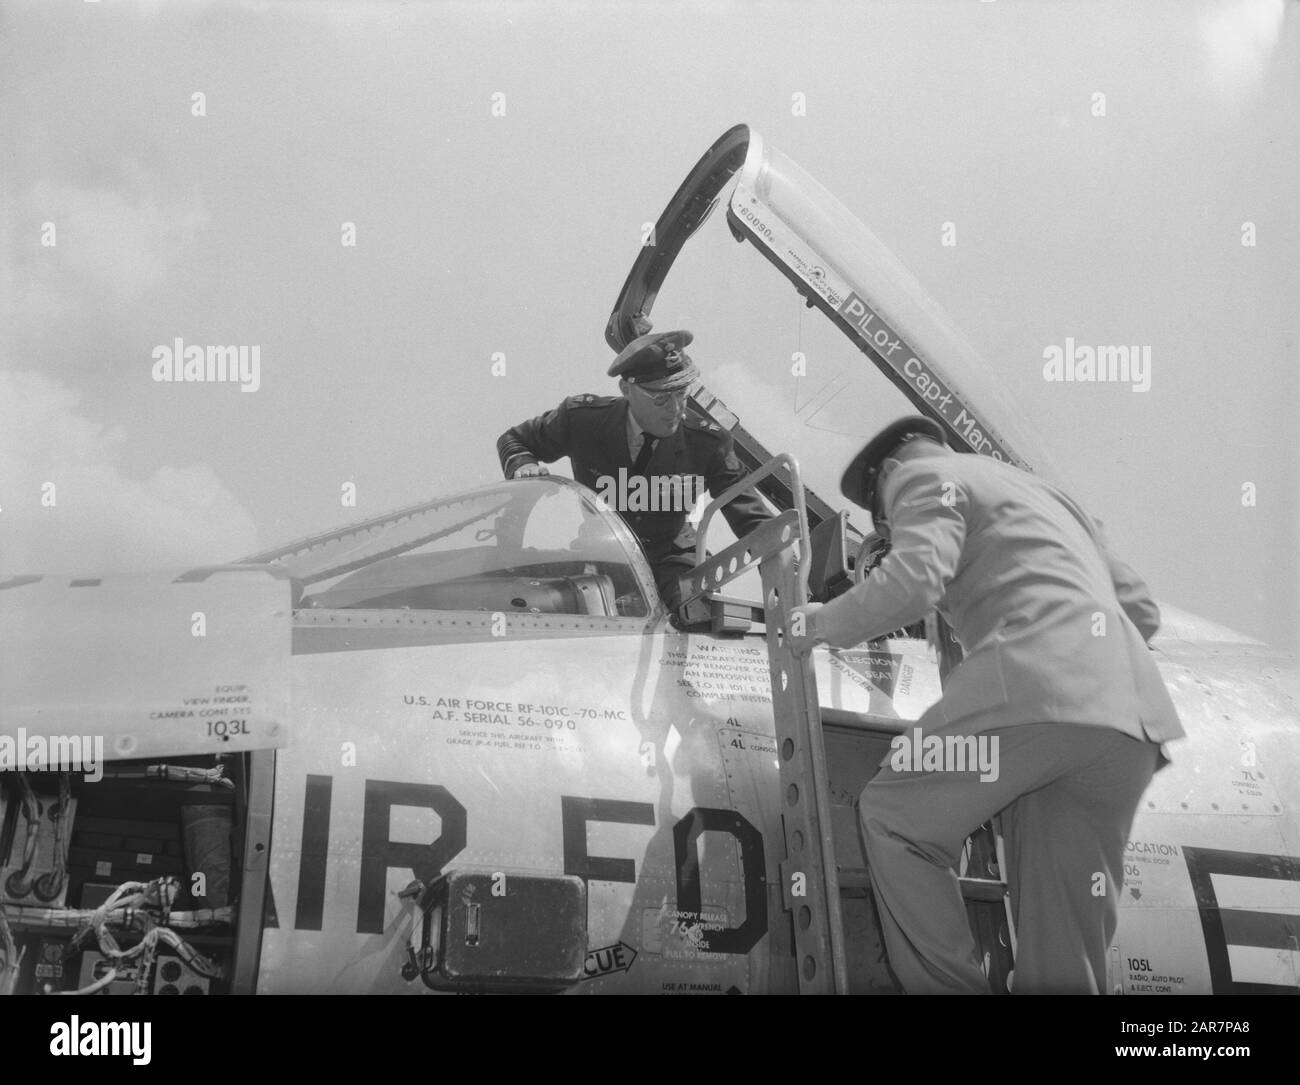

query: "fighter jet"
xmin=1 ymin=125 xmax=1296 ymax=996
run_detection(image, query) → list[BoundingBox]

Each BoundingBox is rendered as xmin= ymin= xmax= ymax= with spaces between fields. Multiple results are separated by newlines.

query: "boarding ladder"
xmin=681 ymin=454 xmax=848 ymax=993
xmin=680 ymin=454 xmax=1015 ymax=995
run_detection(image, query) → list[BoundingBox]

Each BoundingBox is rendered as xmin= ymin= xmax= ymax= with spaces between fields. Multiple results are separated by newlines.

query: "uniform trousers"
xmin=860 ymin=723 xmax=1159 ymax=994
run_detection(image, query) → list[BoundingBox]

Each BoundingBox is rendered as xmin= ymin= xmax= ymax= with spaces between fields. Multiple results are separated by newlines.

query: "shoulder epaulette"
xmin=683 ymin=414 xmax=723 ymax=436
xmin=563 ymin=393 xmax=616 ymax=410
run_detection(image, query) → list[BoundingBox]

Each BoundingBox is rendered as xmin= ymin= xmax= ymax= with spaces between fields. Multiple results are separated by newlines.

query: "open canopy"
xmin=608 ymin=124 xmax=1065 ymax=491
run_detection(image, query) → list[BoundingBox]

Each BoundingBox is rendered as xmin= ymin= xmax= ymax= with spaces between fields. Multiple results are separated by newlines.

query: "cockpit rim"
xmin=271 ymin=476 xmax=670 ymax=629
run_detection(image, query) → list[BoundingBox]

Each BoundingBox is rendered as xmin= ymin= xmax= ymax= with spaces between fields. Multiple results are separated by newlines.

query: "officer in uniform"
xmin=791 ymin=416 xmax=1184 ymax=993
xmin=497 ymin=331 xmax=770 ymax=621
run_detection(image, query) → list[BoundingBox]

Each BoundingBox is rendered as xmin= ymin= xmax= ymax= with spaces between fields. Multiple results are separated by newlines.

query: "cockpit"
xmin=282 ymin=478 xmax=658 ymax=619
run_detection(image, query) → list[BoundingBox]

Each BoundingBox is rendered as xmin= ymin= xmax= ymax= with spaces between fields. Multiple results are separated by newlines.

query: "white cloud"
xmin=0 ymin=369 xmax=259 ymax=575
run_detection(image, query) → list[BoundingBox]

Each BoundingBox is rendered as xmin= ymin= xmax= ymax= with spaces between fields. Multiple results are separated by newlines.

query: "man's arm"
xmin=1093 ymin=520 xmax=1161 ymax=643
xmin=497 ymin=399 xmax=573 ymax=479
xmin=808 ymin=465 xmax=966 ymax=649
xmin=1055 ymin=490 xmax=1163 ymax=644
xmin=703 ymin=430 xmax=771 ymax=540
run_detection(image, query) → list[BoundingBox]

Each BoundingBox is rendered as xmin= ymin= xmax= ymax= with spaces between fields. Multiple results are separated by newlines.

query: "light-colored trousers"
xmin=860 ymin=723 xmax=1160 ymax=994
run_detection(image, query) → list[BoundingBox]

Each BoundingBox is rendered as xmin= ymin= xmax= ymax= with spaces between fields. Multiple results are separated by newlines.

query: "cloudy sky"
xmin=1 ymin=0 xmax=1296 ymax=651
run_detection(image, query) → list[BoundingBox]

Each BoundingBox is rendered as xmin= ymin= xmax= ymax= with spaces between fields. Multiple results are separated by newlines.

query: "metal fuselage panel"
xmin=255 ymin=620 xmax=1300 ymax=995
xmin=1108 ymin=639 xmax=1300 ymax=994
xmin=258 ymin=630 xmax=808 ymax=994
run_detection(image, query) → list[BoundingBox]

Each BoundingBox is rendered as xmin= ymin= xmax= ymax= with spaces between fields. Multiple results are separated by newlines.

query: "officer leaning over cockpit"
xmin=496 ymin=331 xmax=771 ymax=625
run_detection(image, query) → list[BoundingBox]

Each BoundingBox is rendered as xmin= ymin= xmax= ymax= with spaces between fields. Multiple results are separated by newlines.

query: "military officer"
xmin=791 ymin=416 xmax=1184 ymax=994
xmin=496 ymin=331 xmax=771 ymax=622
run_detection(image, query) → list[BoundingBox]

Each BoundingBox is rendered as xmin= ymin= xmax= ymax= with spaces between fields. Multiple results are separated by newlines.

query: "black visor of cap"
xmin=839 ymin=415 xmax=947 ymax=512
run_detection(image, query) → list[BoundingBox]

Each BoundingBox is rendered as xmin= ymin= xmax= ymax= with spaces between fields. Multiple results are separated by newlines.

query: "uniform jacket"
xmin=816 ymin=444 xmax=1184 ymax=746
xmin=497 ymin=395 xmax=769 ymax=560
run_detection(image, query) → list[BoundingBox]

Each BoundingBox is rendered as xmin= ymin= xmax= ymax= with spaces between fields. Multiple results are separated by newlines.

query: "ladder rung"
xmin=836 ymin=867 xmax=871 ymax=890
xmin=958 ymin=877 xmax=1007 ymax=903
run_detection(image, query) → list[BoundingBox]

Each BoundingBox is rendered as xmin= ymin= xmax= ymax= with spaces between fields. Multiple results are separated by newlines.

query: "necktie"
xmin=631 ymin=435 xmax=657 ymax=474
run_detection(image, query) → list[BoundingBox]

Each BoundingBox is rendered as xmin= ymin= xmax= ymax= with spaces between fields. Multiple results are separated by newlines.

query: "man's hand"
xmin=788 ymin=602 xmax=824 ymax=652
xmin=512 ymin=463 xmax=550 ymax=479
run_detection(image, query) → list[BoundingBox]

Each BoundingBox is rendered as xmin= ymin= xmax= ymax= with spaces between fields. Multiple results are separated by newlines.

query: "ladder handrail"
xmin=693 ymin=453 xmax=811 ymax=602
